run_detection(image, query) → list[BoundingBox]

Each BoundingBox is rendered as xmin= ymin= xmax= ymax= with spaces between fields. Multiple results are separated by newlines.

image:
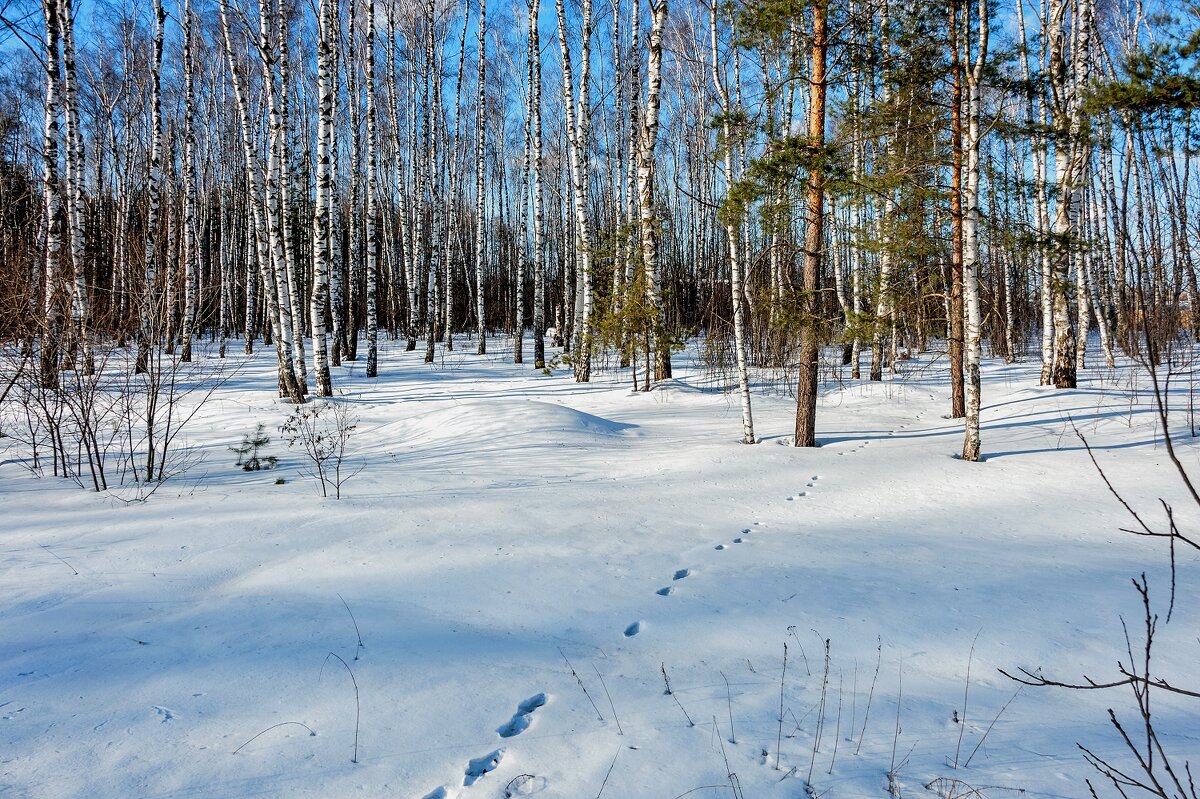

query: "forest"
xmin=0 ymin=0 xmax=1198 ymax=797
xmin=0 ymin=0 xmax=1192 ymax=453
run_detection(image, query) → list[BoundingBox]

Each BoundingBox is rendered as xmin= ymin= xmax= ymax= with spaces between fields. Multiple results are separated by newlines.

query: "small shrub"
xmin=280 ymin=400 xmax=360 ymax=498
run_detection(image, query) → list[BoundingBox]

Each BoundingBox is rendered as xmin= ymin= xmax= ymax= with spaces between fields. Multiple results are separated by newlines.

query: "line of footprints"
xmin=424 ymin=693 xmax=548 ymax=796
xmin=435 ymin=418 xmax=925 ymax=795
xmin=785 ymin=474 xmax=821 ymax=503
xmin=623 ymin=476 xmax=822 ymax=639
xmin=429 ymin=471 xmax=824 ymax=793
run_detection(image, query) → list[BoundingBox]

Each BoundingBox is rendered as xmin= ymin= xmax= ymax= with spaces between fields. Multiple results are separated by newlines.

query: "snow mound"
xmin=389 ymin=399 xmax=637 ymax=446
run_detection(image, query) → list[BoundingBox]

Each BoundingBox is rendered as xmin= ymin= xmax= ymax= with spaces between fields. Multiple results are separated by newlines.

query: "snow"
xmin=2 ymin=336 xmax=1197 ymax=799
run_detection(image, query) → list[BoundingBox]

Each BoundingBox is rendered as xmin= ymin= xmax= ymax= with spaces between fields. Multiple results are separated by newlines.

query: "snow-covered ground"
xmin=2 ymin=337 xmax=1197 ymax=799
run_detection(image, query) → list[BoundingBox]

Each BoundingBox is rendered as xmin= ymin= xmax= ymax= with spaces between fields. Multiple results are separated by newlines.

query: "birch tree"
xmin=365 ymin=0 xmax=380 ymax=377
xmin=218 ymin=0 xmax=304 ymax=402
xmin=59 ymin=0 xmax=91 ymax=375
xmin=475 ymin=0 xmax=488 ymax=355
xmin=636 ymin=0 xmax=669 ymax=382
xmin=136 ymin=0 xmax=166 ymax=377
xmin=311 ymin=0 xmax=337 ymax=395
xmin=530 ymin=0 xmax=547 ymax=369
xmin=961 ymin=0 xmax=987 ymax=462
xmin=556 ymin=0 xmax=595 ymax=382
xmin=1045 ymin=0 xmax=1094 ymax=389
xmin=179 ymin=0 xmax=198 ymax=363
xmin=711 ymin=3 xmax=754 ymax=444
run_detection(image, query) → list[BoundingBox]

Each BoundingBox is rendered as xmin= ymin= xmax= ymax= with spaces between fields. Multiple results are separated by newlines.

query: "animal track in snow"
xmin=497 ymin=693 xmax=547 ymax=738
xmin=788 ymin=474 xmax=822 ymax=503
xmin=624 ymin=621 xmax=643 ymax=637
xmin=673 ymin=568 xmax=691 ymax=580
xmin=838 ymin=440 xmax=871 ymax=455
xmin=656 ymin=586 xmax=675 ymax=596
xmin=464 ymin=749 xmax=505 ymax=786
xmin=714 ymin=544 xmax=727 ymax=550
xmin=152 ymin=706 xmax=175 ymax=723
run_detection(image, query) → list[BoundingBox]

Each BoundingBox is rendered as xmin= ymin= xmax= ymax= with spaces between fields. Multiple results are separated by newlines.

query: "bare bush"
xmin=281 ymin=399 xmax=361 ymax=499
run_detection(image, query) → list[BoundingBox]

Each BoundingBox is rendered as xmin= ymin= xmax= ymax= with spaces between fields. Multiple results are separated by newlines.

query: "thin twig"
xmin=668 ymin=786 xmax=732 ymax=799
xmin=716 ymin=717 xmax=741 ymax=799
xmin=777 ymin=642 xmax=788 ymax=770
xmin=661 ymin=663 xmax=695 ymax=726
xmin=336 ymin=593 xmax=364 ymax=659
xmin=890 ymin=664 xmax=904 ymax=779
xmin=788 ymin=625 xmax=812 ymax=676
xmin=595 ymin=746 xmax=621 ymax=799
xmin=40 ymin=543 xmax=78 ymax=575
xmin=322 ymin=652 xmax=360 ymax=763
xmin=954 ymin=631 xmax=980 ymax=769
xmin=559 ymin=648 xmax=604 ymax=721
xmin=593 ymin=665 xmax=623 ymax=735
xmin=963 ymin=686 xmax=1023 ymax=768
xmin=998 ymin=666 xmax=1200 ymax=700
xmin=856 ymin=638 xmax=882 ymax=755
xmin=504 ymin=774 xmax=536 ymax=797
xmin=808 ymin=638 xmax=830 ymax=785
xmin=828 ymin=669 xmax=843 ymax=775
xmin=232 ymin=721 xmax=317 ymax=754
xmin=721 ymin=671 xmax=736 ymax=744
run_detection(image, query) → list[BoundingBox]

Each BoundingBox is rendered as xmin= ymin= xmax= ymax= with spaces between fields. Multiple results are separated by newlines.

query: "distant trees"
xmin=0 ymin=0 xmax=1195 ymax=451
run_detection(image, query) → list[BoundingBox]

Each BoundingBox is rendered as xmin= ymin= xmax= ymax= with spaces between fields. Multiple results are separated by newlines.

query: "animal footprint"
xmin=465 ymin=749 xmax=505 ymax=786
xmin=656 ymin=586 xmax=675 ymax=597
xmin=673 ymin=568 xmax=691 ymax=580
xmin=714 ymin=544 xmax=727 ymax=550
xmin=624 ymin=621 xmax=643 ymax=637
xmin=497 ymin=693 xmax=547 ymax=738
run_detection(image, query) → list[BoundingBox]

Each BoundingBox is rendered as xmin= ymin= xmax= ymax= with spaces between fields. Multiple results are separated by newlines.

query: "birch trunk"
xmin=277 ymin=13 xmax=307 ymax=388
xmin=948 ymin=2 xmax=965 ymax=417
xmin=136 ymin=0 xmax=166 ymax=376
xmin=40 ymin=0 xmax=63 ymax=388
xmin=556 ymin=0 xmax=595 ymax=382
xmin=1016 ymin=0 xmax=1055 ymax=383
xmin=254 ymin=0 xmax=306 ymax=397
xmin=530 ymin=0 xmax=547 ymax=369
xmin=180 ymin=0 xmax=197 ymax=363
xmin=962 ymin=0 xmax=987 ymax=462
xmin=1046 ymin=0 xmax=1092 ymax=389
xmin=422 ymin=0 xmax=438 ymax=364
xmin=638 ymin=0 xmax=670 ymax=383
xmin=60 ymin=0 xmax=92 ymax=374
xmin=311 ymin=0 xmax=336 ymax=395
xmin=475 ymin=0 xmax=489 ymax=354
xmin=218 ymin=0 xmax=303 ymax=401
xmin=365 ymin=0 xmax=380 ymax=377
xmin=710 ymin=6 xmax=754 ymax=444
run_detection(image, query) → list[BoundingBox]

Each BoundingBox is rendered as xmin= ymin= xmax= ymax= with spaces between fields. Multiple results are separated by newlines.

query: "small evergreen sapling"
xmin=230 ymin=424 xmax=277 ymax=471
